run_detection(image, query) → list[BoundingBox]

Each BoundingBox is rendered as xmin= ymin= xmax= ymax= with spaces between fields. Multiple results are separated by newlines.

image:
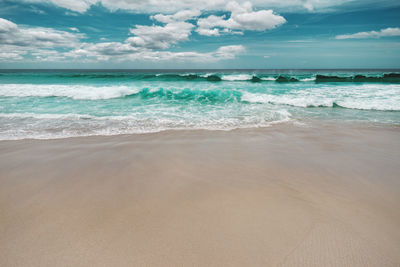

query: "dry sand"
xmin=0 ymin=121 xmax=399 ymax=266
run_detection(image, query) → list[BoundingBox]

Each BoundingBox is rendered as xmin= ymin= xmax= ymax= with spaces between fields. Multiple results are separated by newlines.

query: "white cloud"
xmin=0 ymin=18 xmax=84 ymax=62
xmin=196 ymin=27 xmax=220 ymax=37
xmin=196 ymin=1 xmax=286 ymax=36
xmin=66 ymin=44 xmax=245 ymax=62
xmin=125 ymin=9 xmax=202 ymax=50
xmin=214 ymin=45 xmax=245 ymax=59
xmin=30 ymin=49 xmax=67 ymax=61
xmin=23 ymin=0 xmax=351 ymax=13
xmin=43 ymin=0 xmax=96 ymax=13
xmin=151 ymin=9 xmax=201 ymax=23
xmin=127 ymin=21 xmax=194 ymax=49
xmin=0 ymin=18 xmax=18 ymax=33
xmin=0 ymin=50 xmax=26 ymax=61
xmin=0 ymin=12 xmax=245 ymax=63
xmin=196 ymin=15 xmax=224 ymax=36
xmin=66 ymin=42 xmax=140 ymax=59
xmin=0 ymin=18 xmax=84 ymax=48
xmin=336 ymin=27 xmax=400 ymax=39
xmin=134 ymin=45 xmax=244 ymax=62
xmin=0 ymin=43 xmax=29 ymax=62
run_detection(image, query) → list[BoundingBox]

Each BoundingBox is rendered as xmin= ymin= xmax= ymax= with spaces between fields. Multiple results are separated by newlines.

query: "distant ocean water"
xmin=0 ymin=69 xmax=399 ymax=140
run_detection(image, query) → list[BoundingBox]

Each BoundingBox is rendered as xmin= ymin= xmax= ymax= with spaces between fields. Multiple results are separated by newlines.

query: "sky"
xmin=0 ymin=0 xmax=399 ymax=69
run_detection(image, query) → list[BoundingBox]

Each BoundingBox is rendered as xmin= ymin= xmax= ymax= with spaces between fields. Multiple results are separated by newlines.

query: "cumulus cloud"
xmin=336 ymin=27 xmax=400 ymax=39
xmin=0 ymin=18 xmax=84 ymax=48
xmin=0 ymin=18 xmax=18 ymax=33
xmin=152 ymin=45 xmax=245 ymax=61
xmin=30 ymin=49 xmax=68 ymax=61
xmin=151 ymin=9 xmax=201 ymax=23
xmin=0 ymin=13 xmax=245 ymax=63
xmin=38 ymin=0 xmax=96 ymax=13
xmin=214 ymin=45 xmax=245 ymax=59
xmin=66 ymin=43 xmax=245 ymax=62
xmin=121 ymin=9 xmax=201 ymax=50
xmin=0 ymin=18 xmax=86 ymax=62
xmin=65 ymin=42 xmax=140 ymax=60
xmin=127 ymin=21 xmax=194 ymax=49
xmin=196 ymin=1 xmax=286 ymax=36
xmin=0 ymin=50 xmax=26 ymax=61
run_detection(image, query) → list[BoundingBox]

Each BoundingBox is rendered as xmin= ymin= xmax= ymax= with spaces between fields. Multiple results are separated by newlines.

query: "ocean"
xmin=0 ymin=69 xmax=399 ymax=140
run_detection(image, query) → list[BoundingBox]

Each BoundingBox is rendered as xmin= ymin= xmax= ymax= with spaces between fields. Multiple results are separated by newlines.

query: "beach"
xmin=1 ymin=120 xmax=399 ymax=266
xmin=1 ymin=0 xmax=400 ymax=264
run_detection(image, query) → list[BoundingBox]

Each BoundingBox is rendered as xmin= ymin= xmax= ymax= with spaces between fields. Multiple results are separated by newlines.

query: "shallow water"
xmin=0 ymin=69 xmax=399 ymax=139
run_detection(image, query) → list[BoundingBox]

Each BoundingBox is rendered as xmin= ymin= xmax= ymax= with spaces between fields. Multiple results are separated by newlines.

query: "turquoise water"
xmin=0 ymin=70 xmax=399 ymax=139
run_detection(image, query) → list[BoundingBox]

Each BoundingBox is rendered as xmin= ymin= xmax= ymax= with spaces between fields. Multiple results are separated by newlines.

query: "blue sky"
xmin=0 ymin=0 xmax=399 ymax=68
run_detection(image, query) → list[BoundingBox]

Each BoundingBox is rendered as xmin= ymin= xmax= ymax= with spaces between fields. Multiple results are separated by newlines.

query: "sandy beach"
xmin=0 ymin=121 xmax=399 ymax=266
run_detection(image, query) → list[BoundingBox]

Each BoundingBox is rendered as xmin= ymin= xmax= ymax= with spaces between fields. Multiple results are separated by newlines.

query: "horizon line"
xmin=1 ymin=68 xmax=400 ymax=71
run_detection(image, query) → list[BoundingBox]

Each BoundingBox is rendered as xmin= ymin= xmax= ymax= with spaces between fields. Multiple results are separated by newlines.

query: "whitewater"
xmin=0 ymin=70 xmax=399 ymax=140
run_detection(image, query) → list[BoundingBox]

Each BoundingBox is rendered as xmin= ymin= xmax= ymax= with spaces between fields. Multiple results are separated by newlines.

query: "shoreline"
xmin=0 ymin=117 xmax=398 ymax=142
xmin=1 ymin=121 xmax=399 ymax=266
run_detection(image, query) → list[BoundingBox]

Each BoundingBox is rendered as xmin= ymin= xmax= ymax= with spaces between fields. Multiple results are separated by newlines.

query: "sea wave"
xmin=260 ymin=77 xmax=276 ymax=81
xmin=0 ymin=84 xmax=244 ymax=102
xmin=300 ymin=78 xmax=316 ymax=82
xmin=0 ymin=112 xmax=97 ymax=119
xmin=315 ymin=73 xmax=400 ymax=83
xmin=124 ymin=87 xmax=242 ymax=103
xmin=241 ymin=84 xmax=400 ymax=111
xmin=0 ymin=79 xmax=399 ymax=140
xmin=0 ymin=109 xmax=292 ymax=140
xmin=0 ymin=84 xmax=140 ymax=100
xmin=220 ymin=74 xmax=253 ymax=81
xmin=2 ymin=72 xmax=400 ymax=83
xmin=1 ymin=83 xmax=399 ymax=111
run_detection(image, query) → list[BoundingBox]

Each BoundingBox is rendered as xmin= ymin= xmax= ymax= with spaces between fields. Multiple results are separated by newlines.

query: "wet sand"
xmin=0 ymin=121 xmax=399 ymax=266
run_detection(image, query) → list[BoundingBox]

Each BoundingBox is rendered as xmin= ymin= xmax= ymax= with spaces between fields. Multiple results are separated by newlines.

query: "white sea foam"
xmin=260 ymin=77 xmax=276 ymax=81
xmin=0 ymin=113 xmax=96 ymax=119
xmin=0 ymin=84 xmax=140 ymax=100
xmin=0 ymin=82 xmax=398 ymax=140
xmin=221 ymin=74 xmax=253 ymax=81
xmin=200 ymin=73 xmax=215 ymax=77
xmin=0 ymin=108 xmax=292 ymax=140
xmin=300 ymin=78 xmax=316 ymax=82
xmin=241 ymin=92 xmax=334 ymax=107
xmin=241 ymin=84 xmax=400 ymax=111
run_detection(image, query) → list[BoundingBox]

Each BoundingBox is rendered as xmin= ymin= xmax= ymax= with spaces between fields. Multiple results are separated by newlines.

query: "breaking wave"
xmin=4 ymin=72 xmax=399 ymax=83
xmin=0 ymin=83 xmax=399 ymax=111
xmin=1 ymin=70 xmax=399 ymax=140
